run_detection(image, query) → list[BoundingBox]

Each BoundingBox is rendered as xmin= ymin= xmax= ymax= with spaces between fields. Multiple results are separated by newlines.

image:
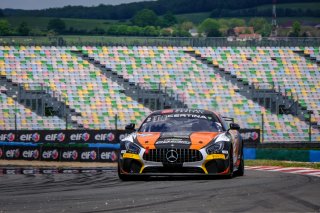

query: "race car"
xmin=118 ymin=108 xmax=244 ymax=180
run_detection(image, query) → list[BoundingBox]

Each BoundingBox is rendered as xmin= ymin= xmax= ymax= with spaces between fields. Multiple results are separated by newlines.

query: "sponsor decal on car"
xmin=155 ymin=138 xmax=191 ymax=145
xmin=207 ymin=154 xmax=226 ymax=160
xmin=123 ymin=153 xmax=140 ymax=160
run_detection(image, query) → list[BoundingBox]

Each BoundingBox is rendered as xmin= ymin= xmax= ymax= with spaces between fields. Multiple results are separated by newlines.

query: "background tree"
xmin=288 ymin=21 xmax=301 ymax=37
xmin=180 ymin=21 xmax=194 ymax=31
xmin=229 ymin=18 xmax=246 ymax=28
xmin=161 ymin=12 xmax=177 ymax=27
xmin=199 ymin=18 xmax=221 ymax=37
xmin=132 ymin=9 xmax=158 ymax=27
xmin=17 ymin=22 xmax=30 ymax=36
xmin=47 ymin=18 xmax=66 ymax=34
xmin=0 ymin=19 xmax=11 ymax=35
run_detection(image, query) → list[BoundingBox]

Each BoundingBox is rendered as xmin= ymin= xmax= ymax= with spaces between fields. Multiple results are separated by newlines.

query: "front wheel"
xmin=225 ymin=146 xmax=234 ymax=179
xmin=118 ymin=163 xmax=130 ymax=181
xmin=234 ymin=143 xmax=244 ymax=177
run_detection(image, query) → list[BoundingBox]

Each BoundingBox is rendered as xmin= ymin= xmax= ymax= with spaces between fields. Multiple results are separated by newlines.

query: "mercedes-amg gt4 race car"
xmin=118 ymin=109 xmax=244 ymax=180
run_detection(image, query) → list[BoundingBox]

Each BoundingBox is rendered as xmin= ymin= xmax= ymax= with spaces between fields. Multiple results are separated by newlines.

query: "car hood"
xmin=135 ymin=131 xmax=222 ymax=150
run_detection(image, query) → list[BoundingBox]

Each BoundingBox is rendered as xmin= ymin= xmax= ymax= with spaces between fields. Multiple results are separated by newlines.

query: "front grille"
xmin=143 ymin=149 xmax=203 ymax=163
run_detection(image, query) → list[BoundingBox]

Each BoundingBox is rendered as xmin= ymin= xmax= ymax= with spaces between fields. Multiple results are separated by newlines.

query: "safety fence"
xmin=1 ymin=36 xmax=320 ymax=47
xmin=0 ymin=129 xmax=260 ymax=162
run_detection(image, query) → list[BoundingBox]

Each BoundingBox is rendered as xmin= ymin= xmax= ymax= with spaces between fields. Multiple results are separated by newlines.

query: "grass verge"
xmin=245 ymin=160 xmax=320 ymax=169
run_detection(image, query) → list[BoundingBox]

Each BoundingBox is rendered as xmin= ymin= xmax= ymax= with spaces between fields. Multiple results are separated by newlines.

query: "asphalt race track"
xmin=0 ymin=168 xmax=320 ymax=212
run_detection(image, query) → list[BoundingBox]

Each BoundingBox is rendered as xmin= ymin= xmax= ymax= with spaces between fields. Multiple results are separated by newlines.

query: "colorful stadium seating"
xmin=0 ymin=45 xmax=319 ymax=142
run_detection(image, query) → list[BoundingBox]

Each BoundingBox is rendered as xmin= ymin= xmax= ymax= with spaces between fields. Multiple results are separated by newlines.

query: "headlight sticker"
xmin=222 ymin=150 xmax=229 ymax=154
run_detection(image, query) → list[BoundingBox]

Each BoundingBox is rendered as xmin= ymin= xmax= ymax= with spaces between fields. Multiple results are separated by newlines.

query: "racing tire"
xmin=234 ymin=144 xmax=244 ymax=177
xmin=225 ymin=145 xmax=234 ymax=179
xmin=118 ymin=164 xmax=131 ymax=181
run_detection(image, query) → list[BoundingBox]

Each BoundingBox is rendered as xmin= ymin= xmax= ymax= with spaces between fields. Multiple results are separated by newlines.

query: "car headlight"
xmin=124 ymin=141 xmax=141 ymax=154
xmin=206 ymin=134 xmax=230 ymax=154
xmin=206 ymin=141 xmax=224 ymax=154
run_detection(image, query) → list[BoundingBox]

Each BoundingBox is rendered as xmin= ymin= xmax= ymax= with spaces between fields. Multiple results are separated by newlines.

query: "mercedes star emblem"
xmin=166 ymin=150 xmax=178 ymax=163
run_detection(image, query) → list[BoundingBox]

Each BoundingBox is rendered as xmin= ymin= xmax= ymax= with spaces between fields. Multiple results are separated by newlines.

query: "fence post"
xmin=309 ymin=112 xmax=312 ymax=142
xmin=115 ymin=114 xmax=118 ymax=130
xmin=261 ymin=113 xmax=264 ymax=143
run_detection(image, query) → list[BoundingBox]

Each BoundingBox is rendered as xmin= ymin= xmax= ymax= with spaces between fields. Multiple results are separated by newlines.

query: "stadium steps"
xmin=294 ymin=49 xmax=320 ymax=66
xmin=71 ymin=50 xmax=186 ymax=110
xmin=0 ymin=76 xmax=83 ymax=129
xmin=184 ymin=50 xmax=314 ymax=126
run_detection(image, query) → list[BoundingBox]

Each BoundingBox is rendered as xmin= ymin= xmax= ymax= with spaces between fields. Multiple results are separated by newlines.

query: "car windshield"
xmin=139 ymin=114 xmax=224 ymax=132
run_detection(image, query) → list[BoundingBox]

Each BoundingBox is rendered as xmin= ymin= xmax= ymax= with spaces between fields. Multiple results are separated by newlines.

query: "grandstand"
xmin=0 ymin=42 xmax=319 ymax=142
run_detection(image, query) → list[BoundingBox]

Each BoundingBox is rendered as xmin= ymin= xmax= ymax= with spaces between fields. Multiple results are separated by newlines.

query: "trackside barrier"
xmin=244 ymin=148 xmax=320 ymax=162
xmin=0 ymin=143 xmax=119 ymax=162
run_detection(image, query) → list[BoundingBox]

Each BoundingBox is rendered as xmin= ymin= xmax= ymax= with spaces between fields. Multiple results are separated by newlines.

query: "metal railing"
xmin=1 ymin=36 xmax=320 ymax=47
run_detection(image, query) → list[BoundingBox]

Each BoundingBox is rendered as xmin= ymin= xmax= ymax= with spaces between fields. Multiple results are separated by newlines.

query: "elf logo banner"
xmin=81 ymin=151 xmax=97 ymax=160
xmin=45 ymin=133 xmax=66 ymax=142
xmin=94 ymin=133 xmax=115 ymax=142
xmin=0 ymin=133 xmax=15 ymax=142
xmin=42 ymin=149 xmax=59 ymax=160
xmin=19 ymin=133 xmax=41 ymax=142
xmin=70 ymin=132 xmax=90 ymax=142
xmin=62 ymin=150 xmax=78 ymax=160
xmin=22 ymin=150 xmax=40 ymax=160
xmin=0 ymin=148 xmax=3 ymax=158
xmin=100 ymin=151 xmax=117 ymax=162
xmin=5 ymin=149 xmax=20 ymax=159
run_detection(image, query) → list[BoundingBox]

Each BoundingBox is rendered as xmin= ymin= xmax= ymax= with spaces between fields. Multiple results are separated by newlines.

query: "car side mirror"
xmin=125 ymin=123 xmax=135 ymax=131
xmin=229 ymin=123 xmax=240 ymax=130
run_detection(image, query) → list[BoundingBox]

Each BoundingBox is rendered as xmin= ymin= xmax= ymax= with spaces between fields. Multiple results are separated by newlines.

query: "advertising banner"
xmin=0 ymin=146 xmax=3 ymax=159
xmin=60 ymin=148 xmax=80 ymax=162
xmin=20 ymin=147 xmax=40 ymax=160
xmin=0 ymin=130 xmax=129 ymax=143
xmin=4 ymin=146 xmax=21 ymax=160
xmin=99 ymin=149 xmax=118 ymax=162
xmin=240 ymin=129 xmax=260 ymax=143
xmin=41 ymin=147 xmax=60 ymax=161
xmin=79 ymin=148 xmax=99 ymax=162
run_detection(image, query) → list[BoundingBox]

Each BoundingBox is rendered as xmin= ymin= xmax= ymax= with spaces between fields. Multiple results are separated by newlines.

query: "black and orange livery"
xmin=118 ymin=109 xmax=244 ymax=180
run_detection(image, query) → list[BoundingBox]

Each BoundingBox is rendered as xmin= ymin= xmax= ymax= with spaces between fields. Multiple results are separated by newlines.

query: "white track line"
xmin=246 ymin=166 xmax=320 ymax=177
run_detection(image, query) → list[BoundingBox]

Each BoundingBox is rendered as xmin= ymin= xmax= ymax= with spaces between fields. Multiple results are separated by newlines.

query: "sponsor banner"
xmin=0 ymin=146 xmax=3 ymax=159
xmin=99 ymin=149 xmax=118 ymax=162
xmin=41 ymin=148 xmax=60 ymax=161
xmin=66 ymin=130 xmax=122 ymax=143
xmin=60 ymin=148 xmax=79 ymax=162
xmin=20 ymin=147 xmax=40 ymax=160
xmin=0 ymin=130 xmax=129 ymax=143
xmin=4 ymin=146 xmax=21 ymax=160
xmin=79 ymin=148 xmax=98 ymax=162
xmin=240 ymin=129 xmax=260 ymax=143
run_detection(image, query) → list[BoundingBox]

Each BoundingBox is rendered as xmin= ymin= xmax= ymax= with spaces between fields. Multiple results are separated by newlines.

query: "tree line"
xmin=211 ymin=7 xmax=320 ymax=17
xmin=2 ymin=0 xmax=320 ymax=20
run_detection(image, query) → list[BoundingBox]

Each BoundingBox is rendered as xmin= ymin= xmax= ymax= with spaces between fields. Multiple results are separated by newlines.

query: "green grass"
xmin=245 ymin=160 xmax=320 ymax=169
